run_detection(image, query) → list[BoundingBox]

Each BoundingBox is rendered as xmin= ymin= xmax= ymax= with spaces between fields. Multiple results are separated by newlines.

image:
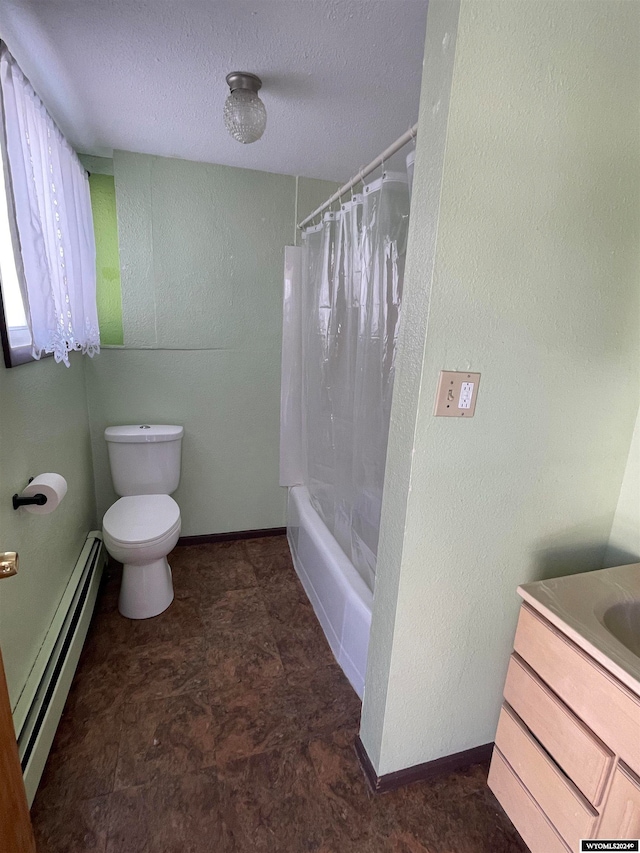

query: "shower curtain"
xmin=294 ymin=162 xmax=413 ymax=591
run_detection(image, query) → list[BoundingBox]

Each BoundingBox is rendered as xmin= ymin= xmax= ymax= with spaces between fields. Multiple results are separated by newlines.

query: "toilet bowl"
xmin=103 ymin=494 xmax=181 ymax=619
xmin=103 ymin=424 xmax=184 ymax=620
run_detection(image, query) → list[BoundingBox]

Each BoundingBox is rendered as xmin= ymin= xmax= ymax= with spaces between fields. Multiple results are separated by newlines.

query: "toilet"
xmin=102 ymin=424 xmax=184 ymax=619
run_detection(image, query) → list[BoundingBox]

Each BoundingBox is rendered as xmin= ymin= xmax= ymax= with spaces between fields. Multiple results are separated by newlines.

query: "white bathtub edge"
xmin=287 ymin=486 xmax=373 ymax=699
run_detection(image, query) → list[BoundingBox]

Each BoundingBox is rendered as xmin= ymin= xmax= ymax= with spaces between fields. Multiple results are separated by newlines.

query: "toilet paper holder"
xmin=12 ymin=477 xmax=47 ymax=511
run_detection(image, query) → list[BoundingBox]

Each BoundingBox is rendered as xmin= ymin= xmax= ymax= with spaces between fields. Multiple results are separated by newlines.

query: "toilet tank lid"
xmin=105 ymin=425 xmax=184 ymax=444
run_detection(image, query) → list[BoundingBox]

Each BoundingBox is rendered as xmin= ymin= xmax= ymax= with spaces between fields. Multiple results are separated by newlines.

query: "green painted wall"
xmin=79 ymin=154 xmax=114 ymax=177
xmin=88 ymin=173 xmax=123 ymax=345
xmin=0 ymin=356 xmax=96 ymax=707
xmin=605 ymin=404 xmax=640 ymax=567
xmin=361 ymin=0 xmax=640 ymax=775
xmin=85 ymin=151 xmax=338 ymax=535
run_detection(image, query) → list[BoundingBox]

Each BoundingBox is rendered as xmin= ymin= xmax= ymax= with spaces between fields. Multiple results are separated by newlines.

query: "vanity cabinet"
xmin=489 ymin=603 xmax=640 ymax=853
xmin=598 ymin=764 xmax=640 ymax=839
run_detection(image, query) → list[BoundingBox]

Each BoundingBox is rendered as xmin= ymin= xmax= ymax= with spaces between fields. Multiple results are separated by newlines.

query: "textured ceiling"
xmin=1 ymin=1 xmax=428 ymax=182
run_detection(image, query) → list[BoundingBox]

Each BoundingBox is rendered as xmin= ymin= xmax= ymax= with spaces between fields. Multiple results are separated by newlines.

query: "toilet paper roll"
xmin=20 ymin=473 xmax=68 ymax=515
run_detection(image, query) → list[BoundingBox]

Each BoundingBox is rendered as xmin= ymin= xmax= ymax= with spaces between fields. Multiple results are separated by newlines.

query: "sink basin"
xmin=603 ymin=600 xmax=640 ymax=658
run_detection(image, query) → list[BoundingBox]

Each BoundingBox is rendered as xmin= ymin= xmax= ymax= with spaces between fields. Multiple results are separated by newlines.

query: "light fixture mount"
xmin=225 ymin=72 xmax=263 ymax=94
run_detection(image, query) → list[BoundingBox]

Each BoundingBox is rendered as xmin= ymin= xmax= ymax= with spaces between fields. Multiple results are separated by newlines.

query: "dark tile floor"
xmin=31 ymin=535 xmax=526 ymax=853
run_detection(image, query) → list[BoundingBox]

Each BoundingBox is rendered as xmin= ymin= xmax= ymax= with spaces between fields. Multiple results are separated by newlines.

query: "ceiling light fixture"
xmin=224 ymin=72 xmax=266 ymax=144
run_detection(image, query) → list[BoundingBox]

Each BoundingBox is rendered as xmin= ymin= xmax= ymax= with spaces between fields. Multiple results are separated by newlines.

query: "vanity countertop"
xmin=518 ymin=562 xmax=640 ymax=698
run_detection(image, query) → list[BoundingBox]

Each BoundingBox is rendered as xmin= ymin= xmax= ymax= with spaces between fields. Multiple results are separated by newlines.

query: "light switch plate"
xmin=434 ymin=371 xmax=481 ymax=417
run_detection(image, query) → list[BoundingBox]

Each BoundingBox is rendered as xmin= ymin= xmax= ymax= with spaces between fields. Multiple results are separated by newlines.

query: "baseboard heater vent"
xmin=13 ymin=532 xmax=106 ymax=807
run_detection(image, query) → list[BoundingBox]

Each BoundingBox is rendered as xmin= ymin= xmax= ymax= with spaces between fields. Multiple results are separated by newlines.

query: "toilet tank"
xmin=105 ymin=425 xmax=184 ymax=496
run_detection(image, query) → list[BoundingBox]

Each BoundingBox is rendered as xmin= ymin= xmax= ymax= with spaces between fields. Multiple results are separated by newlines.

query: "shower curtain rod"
xmin=297 ymin=122 xmax=418 ymax=230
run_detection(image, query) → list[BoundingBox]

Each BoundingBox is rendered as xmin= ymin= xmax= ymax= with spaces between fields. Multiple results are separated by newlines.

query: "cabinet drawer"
xmin=495 ymin=705 xmax=597 ymax=846
xmin=488 ymin=748 xmax=569 ymax=853
xmin=597 ymin=763 xmax=640 ymax=839
xmin=514 ymin=605 xmax=640 ymax=777
xmin=504 ymin=653 xmax=613 ymax=805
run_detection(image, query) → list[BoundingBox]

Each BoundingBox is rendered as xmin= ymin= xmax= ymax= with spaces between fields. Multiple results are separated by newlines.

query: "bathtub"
xmin=286 ymin=485 xmax=373 ymax=698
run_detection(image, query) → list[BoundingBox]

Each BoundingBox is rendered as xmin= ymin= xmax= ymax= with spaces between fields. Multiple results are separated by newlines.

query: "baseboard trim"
xmin=177 ymin=527 xmax=287 ymax=546
xmin=355 ymin=736 xmax=494 ymax=794
xmin=19 ymin=536 xmax=106 ymax=806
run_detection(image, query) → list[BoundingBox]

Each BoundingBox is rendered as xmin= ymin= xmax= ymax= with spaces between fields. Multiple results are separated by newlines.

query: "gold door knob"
xmin=0 ymin=552 xmax=18 ymax=578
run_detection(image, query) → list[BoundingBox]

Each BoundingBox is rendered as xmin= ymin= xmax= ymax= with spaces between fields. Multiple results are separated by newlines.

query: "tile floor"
xmin=31 ymin=535 xmax=526 ymax=852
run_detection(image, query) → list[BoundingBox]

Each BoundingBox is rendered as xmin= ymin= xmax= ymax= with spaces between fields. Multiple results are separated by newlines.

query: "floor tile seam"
xmin=273 ymin=643 xmax=339 ymax=676
xmin=198 ymin=583 xmax=269 ymax=605
xmin=207 ymin=674 xmax=292 ymax=709
xmin=200 ymin=579 xmax=262 ymax=595
xmin=110 ymin=773 xmax=167 ymax=795
xmin=110 ymin=709 xmax=132 ymax=796
xmin=192 ymin=590 xmax=261 ymax=612
xmin=269 ymin=592 xmax=313 ymax=605
xmin=197 ymin=736 xmax=318 ymax=776
xmin=122 ymin=627 xmax=208 ymax=652
xmin=270 ymin=612 xmax=326 ymax=628
xmin=207 ymin=644 xmax=285 ymax=692
xmin=268 ymin=653 xmax=309 ymax=680
xmin=174 ymin=562 xmax=259 ymax=578
xmin=281 ymin=663 xmax=348 ymax=686
xmin=121 ymin=684 xmax=214 ymax=719
xmin=35 ymin=794 xmax=113 ymax=853
xmin=109 ymin=769 xmax=218 ymax=798
xmin=73 ymin=676 xmax=204 ymax=709
xmin=201 ymin=622 xmax=284 ymax=655
xmin=90 ymin=628 xmax=207 ymax=652
xmin=51 ymin=701 xmax=126 ymax=734
xmin=202 ymin=618 xmax=284 ymax=648
xmin=79 ymin=642 xmax=207 ymax=684
xmin=118 ymin=682 xmax=209 ymax=715
xmin=200 ymin=605 xmax=274 ymax=631
xmin=32 ymin=785 xmax=115 ymax=817
xmin=263 ymin=604 xmax=315 ymax=630
xmin=265 ymin=619 xmax=321 ymax=638
xmin=56 ymin=773 xmax=118 ymax=806
xmin=253 ymin=564 xmax=300 ymax=578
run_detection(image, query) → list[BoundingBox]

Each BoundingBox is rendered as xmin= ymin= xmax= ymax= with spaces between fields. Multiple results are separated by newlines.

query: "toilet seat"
xmin=103 ymin=495 xmax=181 ymax=546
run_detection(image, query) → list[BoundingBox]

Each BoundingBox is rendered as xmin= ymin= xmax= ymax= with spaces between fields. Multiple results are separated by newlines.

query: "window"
xmin=0 ymin=115 xmax=33 ymax=366
xmin=0 ymin=44 xmax=99 ymax=368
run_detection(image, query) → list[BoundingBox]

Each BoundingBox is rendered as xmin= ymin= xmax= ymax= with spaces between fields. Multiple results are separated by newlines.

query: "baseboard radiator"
xmin=12 ymin=532 xmax=106 ymax=807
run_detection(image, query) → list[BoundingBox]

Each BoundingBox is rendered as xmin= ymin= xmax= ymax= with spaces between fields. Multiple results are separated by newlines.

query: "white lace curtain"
xmin=0 ymin=45 xmax=99 ymax=366
xmin=297 ymin=167 xmax=411 ymax=590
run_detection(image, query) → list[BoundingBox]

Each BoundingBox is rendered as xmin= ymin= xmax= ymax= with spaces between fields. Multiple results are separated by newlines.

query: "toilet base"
xmin=119 ymin=557 xmax=174 ymax=620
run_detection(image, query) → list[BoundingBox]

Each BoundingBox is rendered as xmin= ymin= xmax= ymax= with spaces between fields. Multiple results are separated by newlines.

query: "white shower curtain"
xmin=295 ymin=167 xmax=411 ymax=590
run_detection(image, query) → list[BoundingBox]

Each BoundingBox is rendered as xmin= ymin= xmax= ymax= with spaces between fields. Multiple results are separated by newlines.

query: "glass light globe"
xmin=223 ymin=89 xmax=267 ymax=144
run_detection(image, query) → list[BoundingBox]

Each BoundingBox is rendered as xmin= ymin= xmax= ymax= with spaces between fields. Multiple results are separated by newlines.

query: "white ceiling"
xmin=1 ymin=1 xmax=428 ymax=182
